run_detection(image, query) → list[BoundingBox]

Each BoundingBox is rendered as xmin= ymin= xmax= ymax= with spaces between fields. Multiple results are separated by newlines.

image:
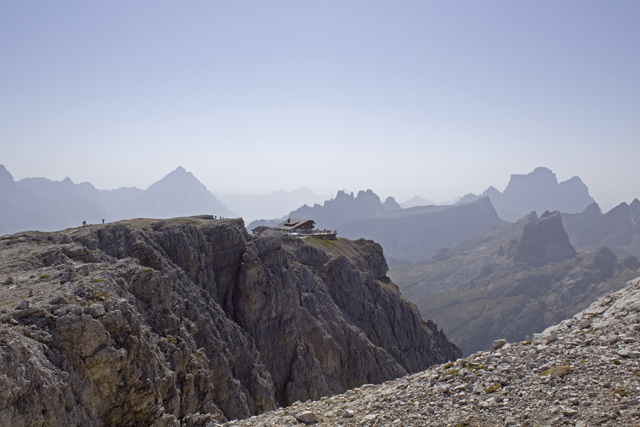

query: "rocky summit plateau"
xmin=0 ymin=216 xmax=459 ymax=426
xmin=226 ymin=275 xmax=640 ymax=427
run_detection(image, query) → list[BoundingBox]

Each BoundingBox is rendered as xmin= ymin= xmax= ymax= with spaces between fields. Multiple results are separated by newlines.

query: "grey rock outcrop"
xmin=0 ymin=216 xmax=459 ymax=426
xmin=511 ymin=210 xmax=577 ymax=267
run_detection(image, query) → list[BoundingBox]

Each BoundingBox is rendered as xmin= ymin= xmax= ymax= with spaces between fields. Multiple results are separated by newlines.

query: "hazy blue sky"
xmin=1 ymin=1 xmax=639 ymax=211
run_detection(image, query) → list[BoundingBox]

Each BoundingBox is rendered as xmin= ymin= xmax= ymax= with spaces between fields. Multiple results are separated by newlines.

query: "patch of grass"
xmin=94 ymin=291 xmax=111 ymax=300
xmin=91 ymin=278 xmax=103 ymax=283
xmin=40 ymin=274 xmax=50 ymax=280
xmin=485 ymin=384 xmax=501 ymax=393
xmin=521 ymin=341 xmax=532 ymax=345
xmin=580 ymin=358 xmax=587 ymax=363
xmin=443 ymin=368 xmax=460 ymax=377
xmin=538 ymin=365 xmax=572 ymax=378
xmin=614 ymin=388 xmax=630 ymax=397
xmin=613 ymin=359 xmax=621 ymax=365
xmin=443 ymin=361 xmax=454 ymax=369
xmin=469 ymin=364 xmax=487 ymax=371
xmin=142 ymin=267 xmax=153 ymax=273
xmin=166 ymin=335 xmax=179 ymax=344
xmin=309 ymin=236 xmax=334 ymax=248
xmin=195 ymin=351 xmax=202 ymax=363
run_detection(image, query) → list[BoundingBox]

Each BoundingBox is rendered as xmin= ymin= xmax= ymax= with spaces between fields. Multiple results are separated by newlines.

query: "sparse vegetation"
xmin=614 ymin=388 xmax=630 ymax=397
xmin=485 ymin=384 xmax=501 ymax=393
xmin=538 ymin=365 xmax=572 ymax=378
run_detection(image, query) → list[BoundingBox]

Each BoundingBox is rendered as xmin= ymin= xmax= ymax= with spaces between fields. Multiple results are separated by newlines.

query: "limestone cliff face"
xmin=0 ymin=216 xmax=459 ymax=426
xmin=510 ymin=210 xmax=577 ymax=266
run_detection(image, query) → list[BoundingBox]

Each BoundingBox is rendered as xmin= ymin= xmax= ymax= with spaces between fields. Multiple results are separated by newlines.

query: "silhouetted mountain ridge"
xmin=0 ymin=165 xmax=235 ymax=235
xmin=562 ymin=199 xmax=640 ymax=259
xmin=249 ymin=192 xmax=506 ymax=263
xmin=459 ymin=167 xmax=595 ymax=222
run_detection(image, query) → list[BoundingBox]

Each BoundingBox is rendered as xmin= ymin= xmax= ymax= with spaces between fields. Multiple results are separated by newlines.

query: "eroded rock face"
xmin=227 ymin=275 xmax=640 ymax=427
xmin=0 ymin=217 xmax=459 ymax=426
xmin=510 ymin=210 xmax=577 ymax=266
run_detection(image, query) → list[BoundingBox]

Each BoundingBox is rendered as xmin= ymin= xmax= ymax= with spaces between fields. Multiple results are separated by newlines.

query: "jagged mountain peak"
xmin=460 ymin=167 xmax=596 ymax=222
xmin=512 ymin=210 xmax=577 ymax=266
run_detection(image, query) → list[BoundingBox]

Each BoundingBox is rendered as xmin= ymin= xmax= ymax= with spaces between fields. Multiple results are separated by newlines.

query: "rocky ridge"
xmin=0 ymin=216 xmax=459 ymax=426
xmin=225 ymin=275 xmax=640 ymax=427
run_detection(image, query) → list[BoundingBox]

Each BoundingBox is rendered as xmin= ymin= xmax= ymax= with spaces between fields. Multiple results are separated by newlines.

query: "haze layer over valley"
xmin=2 ymin=2 xmax=640 ymax=425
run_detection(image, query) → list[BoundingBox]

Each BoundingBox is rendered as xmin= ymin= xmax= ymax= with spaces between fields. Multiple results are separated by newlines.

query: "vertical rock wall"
xmin=0 ymin=217 xmax=460 ymax=426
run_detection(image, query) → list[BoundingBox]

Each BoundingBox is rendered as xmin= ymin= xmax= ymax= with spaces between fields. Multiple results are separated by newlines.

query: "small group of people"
xmin=82 ymin=219 xmax=105 ymax=227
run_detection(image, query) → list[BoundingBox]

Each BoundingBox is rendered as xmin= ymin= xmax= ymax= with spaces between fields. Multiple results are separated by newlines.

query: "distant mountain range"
xmin=458 ymin=167 xmax=595 ymax=222
xmin=247 ymin=167 xmax=607 ymax=264
xmin=562 ymin=199 xmax=640 ymax=258
xmin=389 ymin=210 xmax=640 ymax=355
xmin=250 ymin=191 xmax=505 ymax=263
xmin=0 ymin=165 xmax=235 ymax=235
xmin=338 ymin=197 xmax=505 ymax=263
xmin=287 ymin=189 xmax=403 ymax=230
